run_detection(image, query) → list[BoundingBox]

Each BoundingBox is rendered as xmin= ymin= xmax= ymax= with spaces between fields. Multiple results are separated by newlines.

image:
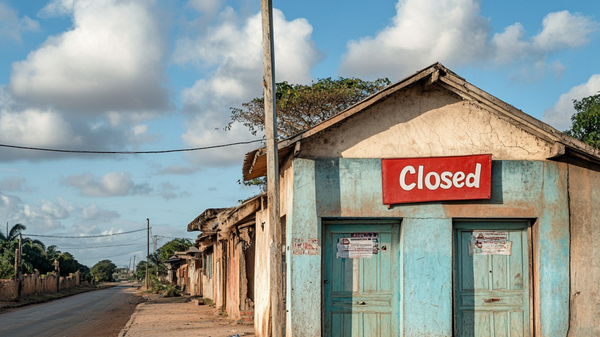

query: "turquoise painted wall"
xmin=288 ymin=158 xmax=569 ymax=337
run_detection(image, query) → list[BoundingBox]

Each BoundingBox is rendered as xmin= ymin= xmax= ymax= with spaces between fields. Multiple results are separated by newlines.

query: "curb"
xmin=118 ymin=301 xmax=147 ymax=337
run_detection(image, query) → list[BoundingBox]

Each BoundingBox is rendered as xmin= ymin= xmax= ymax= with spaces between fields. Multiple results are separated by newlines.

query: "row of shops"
xmin=168 ymin=63 xmax=600 ymax=336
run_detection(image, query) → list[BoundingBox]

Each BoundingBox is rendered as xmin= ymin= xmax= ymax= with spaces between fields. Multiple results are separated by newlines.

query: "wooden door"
xmin=454 ymin=221 xmax=530 ymax=337
xmin=323 ymin=221 xmax=399 ymax=337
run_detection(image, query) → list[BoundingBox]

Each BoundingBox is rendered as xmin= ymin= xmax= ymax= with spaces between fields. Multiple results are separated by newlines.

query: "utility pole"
xmin=132 ymin=255 xmax=136 ymax=279
xmin=261 ymin=0 xmax=282 ymax=336
xmin=146 ymin=218 xmax=149 ymax=290
xmin=16 ymin=233 xmax=23 ymax=297
xmin=128 ymin=257 xmax=132 ymax=277
xmin=153 ymin=235 xmax=158 ymax=253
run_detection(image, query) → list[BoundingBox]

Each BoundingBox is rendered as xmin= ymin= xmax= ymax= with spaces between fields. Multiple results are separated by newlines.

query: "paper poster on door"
xmin=336 ymin=233 xmax=379 ymax=259
xmin=469 ymin=231 xmax=512 ymax=255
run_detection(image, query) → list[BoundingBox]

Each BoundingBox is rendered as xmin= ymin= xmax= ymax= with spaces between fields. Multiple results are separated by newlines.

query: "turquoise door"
xmin=323 ymin=221 xmax=400 ymax=337
xmin=454 ymin=221 xmax=530 ymax=337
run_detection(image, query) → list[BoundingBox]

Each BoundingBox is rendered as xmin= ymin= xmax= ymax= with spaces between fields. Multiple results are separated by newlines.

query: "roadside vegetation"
xmin=0 ymin=223 xmax=90 ymax=280
xmin=132 ymin=238 xmax=191 ymax=297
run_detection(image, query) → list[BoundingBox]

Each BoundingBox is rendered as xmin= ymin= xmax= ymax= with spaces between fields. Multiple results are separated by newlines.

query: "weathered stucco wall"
xmin=288 ymin=158 xmax=569 ymax=336
xmin=226 ymin=237 xmax=242 ymax=320
xmin=299 ymin=86 xmax=554 ymax=162
xmin=201 ymin=251 xmax=214 ymax=301
xmin=254 ymin=209 xmax=270 ymax=337
xmin=567 ymin=163 xmax=600 ymax=336
xmin=0 ymin=271 xmax=81 ymax=301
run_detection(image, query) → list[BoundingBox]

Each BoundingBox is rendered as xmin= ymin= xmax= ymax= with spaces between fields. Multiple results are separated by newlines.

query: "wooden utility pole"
xmin=132 ymin=255 xmax=136 ymax=279
xmin=16 ymin=233 xmax=22 ymax=297
xmin=146 ymin=218 xmax=150 ymax=290
xmin=261 ymin=0 xmax=282 ymax=336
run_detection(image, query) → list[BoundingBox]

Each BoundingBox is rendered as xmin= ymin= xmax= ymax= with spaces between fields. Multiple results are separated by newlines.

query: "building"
xmin=191 ymin=63 xmax=600 ymax=336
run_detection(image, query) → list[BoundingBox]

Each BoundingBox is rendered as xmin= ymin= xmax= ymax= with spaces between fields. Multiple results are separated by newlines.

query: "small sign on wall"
xmin=469 ymin=231 xmax=512 ymax=255
xmin=336 ymin=233 xmax=379 ymax=259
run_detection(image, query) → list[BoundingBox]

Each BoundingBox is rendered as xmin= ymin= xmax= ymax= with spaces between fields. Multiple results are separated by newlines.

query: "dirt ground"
xmin=119 ymin=295 xmax=255 ymax=337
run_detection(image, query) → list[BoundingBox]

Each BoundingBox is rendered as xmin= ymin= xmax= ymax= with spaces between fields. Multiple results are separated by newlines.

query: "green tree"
xmin=229 ymin=77 xmax=391 ymax=139
xmin=565 ymin=93 xmax=600 ymax=149
xmin=0 ymin=223 xmax=26 ymax=254
xmin=135 ymin=261 xmax=147 ymax=281
xmin=157 ymin=238 xmax=192 ymax=261
xmin=90 ymin=259 xmax=117 ymax=282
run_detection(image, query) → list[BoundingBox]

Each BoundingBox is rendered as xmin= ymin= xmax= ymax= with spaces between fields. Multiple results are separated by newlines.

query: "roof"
xmin=242 ymin=63 xmax=600 ymax=180
xmin=188 ymin=194 xmax=264 ymax=247
xmin=187 ymin=208 xmax=227 ymax=232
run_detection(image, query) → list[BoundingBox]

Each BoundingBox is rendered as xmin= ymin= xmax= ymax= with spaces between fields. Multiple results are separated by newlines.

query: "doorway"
xmin=323 ymin=220 xmax=400 ymax=337
xmin=454 ymin=221 xmax=531 ymax=337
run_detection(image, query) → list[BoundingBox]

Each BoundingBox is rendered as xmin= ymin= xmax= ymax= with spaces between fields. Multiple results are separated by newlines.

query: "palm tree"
xmin=0 ymin=223 xmax=26 ymax=252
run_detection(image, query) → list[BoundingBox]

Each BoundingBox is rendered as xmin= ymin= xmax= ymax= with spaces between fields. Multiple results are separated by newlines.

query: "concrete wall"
xmin=287 ymin=158 xmax=569 ymax=336
xmin=300 ymin=86 xmax=554 ymax=162
xmin=201 ymin=251 xmax=214 ymax=302
xmin=567 ymin=163 xmax=600 ymax=336
xmin=0 ymin=271 xmax=82 ymax=301
xmin=254 ymin=209 xmax=270 ymax=337
xmin=226 ymin=236 xmax=242 ymax=320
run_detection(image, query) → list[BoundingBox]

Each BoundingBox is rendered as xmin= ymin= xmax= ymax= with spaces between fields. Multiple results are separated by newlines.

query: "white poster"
xmin=470 ymin=231 xmax=512 ymax=255
xmin=336 ymin=233 xmax=379 ymax=259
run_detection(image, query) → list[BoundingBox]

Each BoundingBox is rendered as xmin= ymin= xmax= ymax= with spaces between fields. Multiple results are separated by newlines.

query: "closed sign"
xmin=381 ymin=154 xmax=492 ymax=205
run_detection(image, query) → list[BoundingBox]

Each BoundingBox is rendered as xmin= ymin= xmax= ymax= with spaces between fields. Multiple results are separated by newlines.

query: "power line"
xmin=26 ymin=228 xmax=148 ymax=238
xmin=0 ymin=139 xmax=263 ymax=154
xmin=56 ymin=243 xmax=147 ymax=249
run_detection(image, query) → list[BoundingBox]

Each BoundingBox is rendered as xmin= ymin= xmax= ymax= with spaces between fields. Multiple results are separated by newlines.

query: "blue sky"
xmin=0 ymin=0 xmax=598 ymax=268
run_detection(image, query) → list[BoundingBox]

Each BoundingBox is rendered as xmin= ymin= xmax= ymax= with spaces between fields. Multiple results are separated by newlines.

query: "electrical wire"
xmin=26 ymin=228 xmax=148 ymax=238
xmin=56 ymin=243 xmax=147 ymax=249
xmin=0 ymin=139 xmax=263 ymax=154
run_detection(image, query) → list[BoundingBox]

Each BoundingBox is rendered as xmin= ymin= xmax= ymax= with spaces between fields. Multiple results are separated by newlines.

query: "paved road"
xmin=0 ymin=285 xmax=140 ymax=337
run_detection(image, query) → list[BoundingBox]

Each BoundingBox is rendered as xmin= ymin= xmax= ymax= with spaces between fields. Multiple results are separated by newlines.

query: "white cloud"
xmin=78 ymin=202 xmax=120 ymax=222
xmin=532 ymin=11 xmax=598 ymax=52
xmin=0 ymin=108 xmax=83 ymax=147
xmin=0 ymin=3 xmax=40 ymax=42
xmin=38 ymin=0 xmax=75 ymax=18
xmin=0 ymin=176 xmax=24 ymax=191
xmin=154 ymin=164 xmax=201 ymax=175
xmin=10 ymin=0 xmax=169 ymax=114
xmin=61 ymin=172 xmax=152 ymax=197
xmin=543 ymin=74 xmax=600 ymax=131
xmin=339 ymin=0 xmax=598 ymax=80
xmin=187 ymin=0 xmax=222 ymax=17
xmin=174 ymin=7 xmax=321 ymax=166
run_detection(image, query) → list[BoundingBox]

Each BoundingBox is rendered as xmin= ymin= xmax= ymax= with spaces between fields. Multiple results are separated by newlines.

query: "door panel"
xmin=324 ymin=222 xmax=399 ymax=337
xmin=454 ymin=222 xmax=530 ymax=337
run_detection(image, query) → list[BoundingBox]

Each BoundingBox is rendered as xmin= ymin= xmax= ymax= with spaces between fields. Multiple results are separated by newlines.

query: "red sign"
xmin=381 ymin=154 xmax=492 ymax=205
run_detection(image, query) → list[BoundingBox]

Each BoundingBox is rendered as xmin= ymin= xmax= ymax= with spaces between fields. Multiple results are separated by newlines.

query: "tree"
xmin=135 ymin=261 xmax=147 ymax=281
xmin=0 ymin=223 xmax=26 ymax=254
xmin=158 ymin=238 xmax=192 ymax=261
xmin=565 ymin=93 xmax=600 ymax=149
xmin=90 ymin=259 xmax=117 ymax=282
xmin=229 ymin=77 xmax=391 ymax=139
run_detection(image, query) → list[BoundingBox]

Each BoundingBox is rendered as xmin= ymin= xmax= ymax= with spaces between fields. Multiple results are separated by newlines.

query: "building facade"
xmin=239 ymin=63 xmax=599 ymax=336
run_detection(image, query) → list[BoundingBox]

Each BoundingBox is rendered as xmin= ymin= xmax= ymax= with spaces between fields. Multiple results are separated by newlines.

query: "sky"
xmin=0 ymin=0 xmax=598 ymax=268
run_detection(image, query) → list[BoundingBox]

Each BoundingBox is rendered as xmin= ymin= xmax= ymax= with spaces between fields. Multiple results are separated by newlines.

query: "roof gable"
xmin=243 ymin=63 xmax=600 ymax=180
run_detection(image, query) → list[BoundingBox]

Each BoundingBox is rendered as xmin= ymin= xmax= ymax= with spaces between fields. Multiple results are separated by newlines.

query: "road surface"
xmin=0 ymin=284 xmax=141 ymax=337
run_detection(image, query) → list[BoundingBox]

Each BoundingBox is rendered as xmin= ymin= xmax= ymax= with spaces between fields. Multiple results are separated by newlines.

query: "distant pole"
xmin=132 ymin=255 xmax=136 ymax=279
xmin=128 ymin=257 xmax=132 ymax=276
xmin=261 ymin=0 xmax=282 ymax=336
xmin=17 ymin=233 xmax=23 ymax=296
xmin=146 ymin=218 xmax=149 ymax=289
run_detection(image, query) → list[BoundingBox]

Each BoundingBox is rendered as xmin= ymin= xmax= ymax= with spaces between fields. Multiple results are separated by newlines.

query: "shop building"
xmin=238 ymin=63 xmax=599 ymax=336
